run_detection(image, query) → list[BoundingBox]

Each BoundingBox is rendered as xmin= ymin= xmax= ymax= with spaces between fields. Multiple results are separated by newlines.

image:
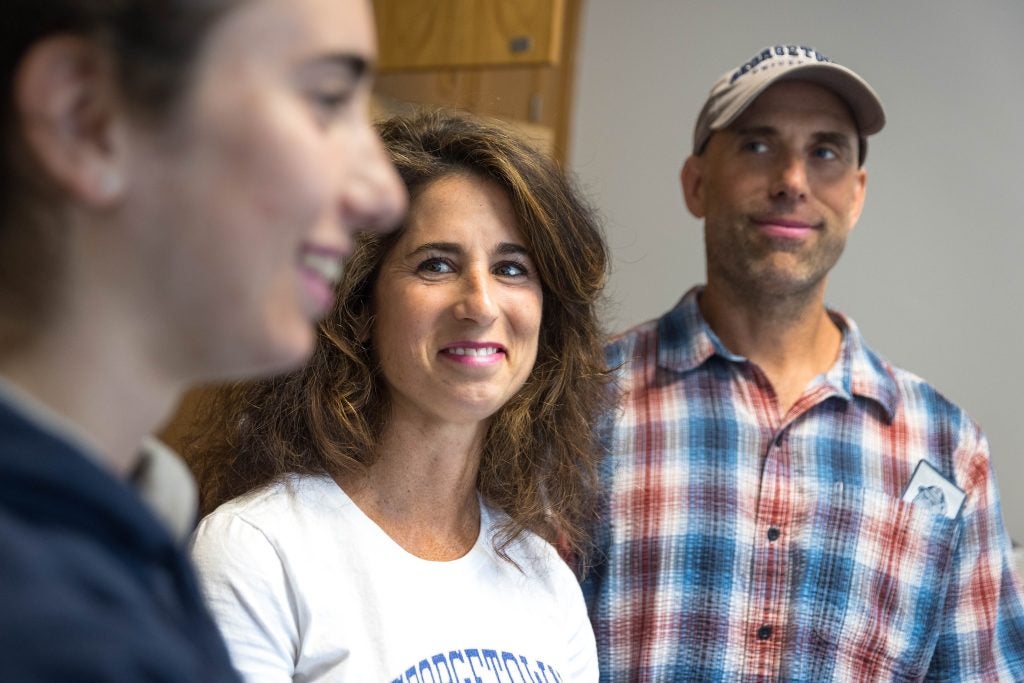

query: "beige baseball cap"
xmin=692 ymin=44 xmax=885 ymax=163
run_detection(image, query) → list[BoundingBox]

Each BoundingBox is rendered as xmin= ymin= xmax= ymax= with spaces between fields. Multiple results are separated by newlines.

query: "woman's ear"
xmin=14 ymin=35 xmax=129 ymax=206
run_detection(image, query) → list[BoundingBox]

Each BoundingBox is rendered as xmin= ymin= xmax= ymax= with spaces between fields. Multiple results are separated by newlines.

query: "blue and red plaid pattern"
xmin=584 ymin=287 xmax=1024 ymax=682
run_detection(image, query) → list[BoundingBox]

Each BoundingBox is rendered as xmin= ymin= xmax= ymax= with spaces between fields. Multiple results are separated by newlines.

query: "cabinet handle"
xmin=509 ymin=36 xmax=533 ymax=54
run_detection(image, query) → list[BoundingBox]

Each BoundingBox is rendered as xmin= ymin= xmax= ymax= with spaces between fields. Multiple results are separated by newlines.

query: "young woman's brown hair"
xmin=0 ymin=0 xmax=236 ymax=344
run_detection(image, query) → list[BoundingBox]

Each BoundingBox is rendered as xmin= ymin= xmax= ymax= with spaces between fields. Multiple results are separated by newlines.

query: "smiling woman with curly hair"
xmin=187 ymin=110 xmax=611 ymax=682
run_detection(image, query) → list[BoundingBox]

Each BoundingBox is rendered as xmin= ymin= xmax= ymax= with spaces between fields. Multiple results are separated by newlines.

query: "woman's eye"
xmin=813 ymin=147 xmax=839 ymax=161
xmin=303 ymin=83 xmax=360 ymax=122
xmin=417 ymin=257 xmax=455 ymax=275
xmin=742 ymin=140 xmax=769 ymax=154
xmin=308 ymin=89 xmax=354 ymax=119
xmin=298 ymin=59 xmax=362 ymax=123
xmin=495 ymin=261 xmax=529 ymax=278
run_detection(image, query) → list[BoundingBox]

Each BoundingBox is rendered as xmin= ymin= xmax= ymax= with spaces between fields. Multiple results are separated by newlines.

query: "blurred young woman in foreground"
xmin=0 ymin=1 xmax=404 ymax=679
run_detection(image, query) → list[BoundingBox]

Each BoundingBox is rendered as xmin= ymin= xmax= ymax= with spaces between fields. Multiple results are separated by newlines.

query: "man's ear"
xmin=680 ymin=154 xmax=706 ymax=219
xmin=14 ymin=35 xmax=128 ymax=207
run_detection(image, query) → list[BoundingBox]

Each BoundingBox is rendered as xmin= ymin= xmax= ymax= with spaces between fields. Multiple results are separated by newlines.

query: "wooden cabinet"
xmin=375 ymin=0 xmax=566 ymax=69
xmin=371 ymin=0 xmax=582 ymax=163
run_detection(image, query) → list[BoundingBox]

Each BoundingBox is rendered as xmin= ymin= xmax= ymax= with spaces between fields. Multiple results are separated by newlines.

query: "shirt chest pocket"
xmin=799 ymin=483 xmax=961 ymax=681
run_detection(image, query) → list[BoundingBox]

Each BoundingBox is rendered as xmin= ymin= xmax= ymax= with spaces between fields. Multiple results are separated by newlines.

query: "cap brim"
xmin=770 ymin=63 xmax=885 ymax=135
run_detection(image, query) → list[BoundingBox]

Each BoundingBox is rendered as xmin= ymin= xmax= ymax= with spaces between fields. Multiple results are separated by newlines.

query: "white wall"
xmin=569 ymin=0 xmax=1024 ymax=543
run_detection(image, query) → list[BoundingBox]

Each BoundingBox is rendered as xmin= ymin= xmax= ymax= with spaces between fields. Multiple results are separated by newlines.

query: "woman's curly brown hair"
xmin=186 ymin=110 xmax=611 ymax=566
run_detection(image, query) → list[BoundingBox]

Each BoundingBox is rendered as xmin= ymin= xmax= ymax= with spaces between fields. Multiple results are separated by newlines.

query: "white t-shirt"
xmin=190 ymin=474 xmax=598 ymax=682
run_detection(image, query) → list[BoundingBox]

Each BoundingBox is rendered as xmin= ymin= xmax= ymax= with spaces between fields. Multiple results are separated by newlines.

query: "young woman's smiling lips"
xmin=297 ymin=243 xmax=346 ymax=315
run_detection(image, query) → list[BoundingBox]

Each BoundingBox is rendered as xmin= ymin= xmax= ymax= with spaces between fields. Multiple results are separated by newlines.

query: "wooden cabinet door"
xmin=374 ymin=0 xmax=566 ymax=70
xmin=371 ymin=0 xmax=581 ymax=162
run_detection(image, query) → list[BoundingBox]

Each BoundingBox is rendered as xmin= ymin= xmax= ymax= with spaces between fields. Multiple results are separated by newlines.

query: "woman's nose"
xmin=454 ymin=270 xmax=498 ymax=325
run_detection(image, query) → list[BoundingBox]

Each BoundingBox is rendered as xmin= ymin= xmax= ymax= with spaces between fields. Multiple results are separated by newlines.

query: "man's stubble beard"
xmin=704 ymin=217 xmax=848 ymax=317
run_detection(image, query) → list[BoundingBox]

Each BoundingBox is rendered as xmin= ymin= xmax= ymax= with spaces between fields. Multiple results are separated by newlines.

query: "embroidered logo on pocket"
xmin=901 ymin=460 xmax=965 ymax=520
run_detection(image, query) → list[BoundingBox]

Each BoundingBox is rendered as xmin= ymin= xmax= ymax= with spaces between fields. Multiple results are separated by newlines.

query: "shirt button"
xmin=767 ymin=527 xmax=780 ymax=542
xmin=757 ymin=625 xmax=773 ymax=640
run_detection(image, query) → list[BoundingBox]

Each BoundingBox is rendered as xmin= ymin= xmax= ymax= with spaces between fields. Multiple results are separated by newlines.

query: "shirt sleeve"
xmin=551 ymin=551 xmax=599 ymax=683
xmin=927 ymin=428 xmax=1024 ymax=681
xmin=565 ymin=590 xmax=600 ymax=682
xmin=190 ymin=510 xmax=299 ymax=683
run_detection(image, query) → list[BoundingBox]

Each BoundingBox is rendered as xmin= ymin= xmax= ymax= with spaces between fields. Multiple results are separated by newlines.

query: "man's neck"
xmin=699 ymin=281 xmax=843 ymax=416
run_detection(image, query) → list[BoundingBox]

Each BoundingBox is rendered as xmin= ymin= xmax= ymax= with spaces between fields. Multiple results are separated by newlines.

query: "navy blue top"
xmin=0 ymin=398 xmax=240 ymax=681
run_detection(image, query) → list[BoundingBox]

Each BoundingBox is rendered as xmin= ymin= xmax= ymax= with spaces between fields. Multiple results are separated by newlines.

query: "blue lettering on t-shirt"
xmin=481 ymin=649 xmax=503 ymax=676
xmin=534 ymin=660 xmax=559 ymax=683
xmin=465 ymin=648 xmax=484 ymax=682
xmin=418 ymin=658 xmax=439 ymax=683
xmin=431 ymin=653 xmax=455 ymax=683
xmin=396 ymin=648 xmax=564 ymax=683
xmin=447 ymin=652 xmax=464 ymax=683
xmin=502 ymin=652 xmax=525 ymax=681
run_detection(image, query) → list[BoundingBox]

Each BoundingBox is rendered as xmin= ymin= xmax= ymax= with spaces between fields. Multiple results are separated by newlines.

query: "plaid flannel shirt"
xmin=583 ymin=287 xmax=1024 ymax=682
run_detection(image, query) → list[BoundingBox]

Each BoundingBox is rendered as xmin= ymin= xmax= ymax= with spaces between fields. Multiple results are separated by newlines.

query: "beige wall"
xmin=569 ymin=0 xmax=1024 ymax=543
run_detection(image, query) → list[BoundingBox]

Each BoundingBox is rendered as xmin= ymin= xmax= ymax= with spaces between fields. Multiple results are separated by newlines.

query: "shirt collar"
xmin=131 ymin=437 xmax=200 ymax=543
xmin=656 ymin=286 xmax=730 ymax=373
xmin=822 ymin=311 xmax=900 ymax=420
xmin=656 ymin=286 xmax=899 ymax=420
xmin=0 ymin=375 xmax=199 ymax=543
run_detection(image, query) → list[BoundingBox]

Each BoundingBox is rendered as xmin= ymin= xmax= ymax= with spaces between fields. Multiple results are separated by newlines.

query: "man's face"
xmin=682 ymin=80 xmax=867 ymax=301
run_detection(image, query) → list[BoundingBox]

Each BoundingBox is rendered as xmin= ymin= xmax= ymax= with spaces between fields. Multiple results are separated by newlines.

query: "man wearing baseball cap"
xmin=583 ymin=44 xmax=1024 ymax=681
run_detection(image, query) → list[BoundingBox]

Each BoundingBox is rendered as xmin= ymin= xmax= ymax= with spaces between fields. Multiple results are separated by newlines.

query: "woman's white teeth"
xmin=448 ymin=347 xmax=499 ymax=356
xmin=302 ymin=251 xmax=342 ymax=284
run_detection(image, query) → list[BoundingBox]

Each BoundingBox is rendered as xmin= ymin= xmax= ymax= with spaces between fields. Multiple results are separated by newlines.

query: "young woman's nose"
xmin=338 ymin=125 xmax=407 ymax=236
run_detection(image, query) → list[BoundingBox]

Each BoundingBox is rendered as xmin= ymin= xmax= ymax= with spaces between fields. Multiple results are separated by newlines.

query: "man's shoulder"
xmin=605 ymin=289 xmax=703 ymax=367
xmin=603 ymin=313 xmax=679 ymax=398
xmin=606 ymin=316 xmax=662 ymax=362
xmin=851 ymin=332 xmax=983 ymax=444
xmin=856 ymin=333 xmax=968 ymax=408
